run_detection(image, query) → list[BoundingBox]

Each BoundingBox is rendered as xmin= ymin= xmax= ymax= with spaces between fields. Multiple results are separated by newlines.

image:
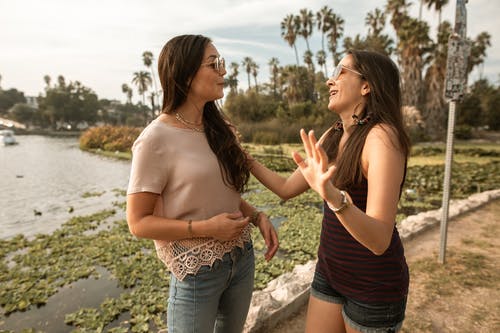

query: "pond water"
xmin=0 ymin=135 xmax=131 ymax=240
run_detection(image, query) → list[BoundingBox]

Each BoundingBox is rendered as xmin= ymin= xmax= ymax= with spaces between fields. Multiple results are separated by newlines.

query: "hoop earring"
xmin=334 ymin=120 xmax=344 ymax=131
xmin=352 ymin=113 xmax=371 ymax=126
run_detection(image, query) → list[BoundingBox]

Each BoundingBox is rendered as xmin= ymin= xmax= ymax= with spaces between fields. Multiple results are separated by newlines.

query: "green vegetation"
xmin=2 ymin=137 xmax=499 ymax=331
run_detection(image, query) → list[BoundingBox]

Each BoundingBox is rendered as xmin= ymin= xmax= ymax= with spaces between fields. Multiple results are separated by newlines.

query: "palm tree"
xmin=363 ymin=8 xmax=394 ymax=56
xmin=299 ymin=8 xmax=314 ymax=53
xmin=424 ymin=21 xmax=452 ymax=139
xmin=365 ymin=8 xmax=386 ymax=37
xmin=467 ymin=32 xmax=492 ymax=77
xmin=250 ymin=61 xmax=259 ymax=93
xmin=268 ymin=57 xmax=280 ymax=98
xmin=280 ymin=65 xmax=313 ymax=105
xmin=303 ymin=50 xmax=314 ymax=73
xmin=57 ymin=75 xmax=66 ymax=89
xmin=386 ymin=0 xmax=411 ymax=31
xmin=228 ymin=62 xmax=239 ymax=94
xmin=131 ymin=71 xmax=152 ymax=105
xmin=43 ymin=75 xmax=51 ymax=91
xmin=241 ymin=57 xmax=254 ymax=90
xmin=280 ymin=14 xmax=300 ymax=66
xmin=397 ymin=17 xmax=432 ymax=109
xmin=316 ymin=50 xmax=327 ymax=77
xmin=142 ymin=51 xmax=159 ymax=110
xmin=316 ymin=5 xmax=333 ymax=69
xmin=121 ymin=83 xmax=132 ymax=104
xmin=424 ymin=0 xmax=449 ymax=27
xmin=385 ymin=0 xmax=412 ymax=54
xmin=326 ymin=13 xmax=344 ymax=66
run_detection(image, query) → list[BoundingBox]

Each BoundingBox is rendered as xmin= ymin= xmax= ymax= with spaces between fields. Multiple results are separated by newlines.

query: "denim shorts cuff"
xmin=342 ymin=309 xmax=403 ymax=333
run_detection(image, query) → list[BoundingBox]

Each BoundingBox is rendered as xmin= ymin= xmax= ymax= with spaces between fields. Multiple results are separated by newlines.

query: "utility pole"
xmin=439 ymin=0 xmax=470 ymax=264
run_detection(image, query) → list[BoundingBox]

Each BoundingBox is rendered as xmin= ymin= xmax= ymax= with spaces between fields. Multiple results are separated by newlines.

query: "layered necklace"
xmin=175 ymin=112 xmax=204 ymax=132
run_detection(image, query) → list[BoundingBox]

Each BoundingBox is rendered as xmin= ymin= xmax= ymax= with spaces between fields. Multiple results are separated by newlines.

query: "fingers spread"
xmin=300 ymin=129 xmax=313 ymax=159
xmin=292 ymin=151 xmax=306 ymax=168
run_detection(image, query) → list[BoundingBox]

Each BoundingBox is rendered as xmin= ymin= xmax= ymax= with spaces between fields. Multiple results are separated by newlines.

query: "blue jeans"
xmin=167 ymin=242 xmax=255 ymax=333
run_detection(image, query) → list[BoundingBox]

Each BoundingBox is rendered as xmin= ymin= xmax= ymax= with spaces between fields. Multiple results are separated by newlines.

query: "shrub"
xmin=455 ymin=125 xmax=473 ymax=140
xmin=79 ymin=125 xmax=142 ymax=152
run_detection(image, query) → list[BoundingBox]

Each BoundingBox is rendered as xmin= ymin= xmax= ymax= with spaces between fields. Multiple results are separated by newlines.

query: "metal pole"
xmin=438 ymin=101 xmax=457 ymax=264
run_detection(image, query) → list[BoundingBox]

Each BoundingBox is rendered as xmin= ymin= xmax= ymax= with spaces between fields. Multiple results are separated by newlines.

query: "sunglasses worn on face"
xmin=202 ymin=56 xmax=226 ymax=74
xmin=331 ymin=63 xmax=363 ymax=81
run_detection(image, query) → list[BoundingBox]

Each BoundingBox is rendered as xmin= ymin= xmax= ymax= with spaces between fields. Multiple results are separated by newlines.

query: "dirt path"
xmin=270 ymin=199 xmax=500 ymax=333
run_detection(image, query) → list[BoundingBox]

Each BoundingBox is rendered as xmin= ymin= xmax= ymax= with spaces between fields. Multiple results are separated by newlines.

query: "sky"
xmin=1 ymin=0 xmax=499 ymax=103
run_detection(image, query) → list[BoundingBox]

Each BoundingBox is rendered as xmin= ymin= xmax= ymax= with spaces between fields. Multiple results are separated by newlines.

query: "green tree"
xmin=131 ymin=71 xmax=152 ymax=105
xmin=142 ymin=51 xmax=159 ymax=110
xmin=316 ymin=5 xmax=333 ymax=75
xmin=228 ymin=62 xmax=240 ymax=94
xmin=424 ymin=0 xmax=449 ymax=27
xmin=385 ymin=0 xmax=412 ymax=55
xmin=299 ymin=8 xmax=314 ymax=53
xmin=423 ymin=21 xmax=451 ymax=140
xmin=251 ymin=61 xmax=260 ymax=93
xmin=486 ymin=87 xmax=500 ymax=130
xmin=280 ymin=65 xmax=313 ymax=105
xmin=0 ymin=88 xmax=26 ymax=114
xmin=326 ymin=13 xmax=344 ymax=66
xmin=8 ymin=103 xmax=37 ymax=126
xmin=467 ymin=32 xmax=492 ymax=77
xmin=43 ymin=75 xmax=51 ymax=91
xmin=365 ymin=8 xmax=386 ymax=37
xmin=281 ymin=14 xmax=300 ymax=66
xmin=316 ymin=50 xmax=327 ymax=77
xmin=268 ymin=57 xmax=280 ymax=98
xmin=397 ymin=16 xmax=431 ymax=109
xmin=242 ymin=57 xmax=254 ymax=91
xmin=121 ymin=83 xmax=132 ymax=104
xmin=38 ymin=79 xmax=99 ymax=129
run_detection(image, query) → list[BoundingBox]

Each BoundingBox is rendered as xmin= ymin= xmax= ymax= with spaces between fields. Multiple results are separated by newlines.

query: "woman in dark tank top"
xmin=248 ymin=50 xmax=410 ymax=332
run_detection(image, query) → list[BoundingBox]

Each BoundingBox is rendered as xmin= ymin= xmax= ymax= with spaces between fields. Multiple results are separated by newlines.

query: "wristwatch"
xmin=327 ymin=190 xmax=351 ymax=213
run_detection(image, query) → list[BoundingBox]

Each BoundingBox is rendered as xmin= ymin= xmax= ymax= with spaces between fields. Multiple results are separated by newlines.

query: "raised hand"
xmin=208 ymin=212 xmax=250 ymax=241
xmin=292 ymin=129 xmax=337 ymax=201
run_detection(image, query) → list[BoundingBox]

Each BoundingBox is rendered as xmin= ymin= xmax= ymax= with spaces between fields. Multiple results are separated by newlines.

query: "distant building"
xmin=25 ymin=96 xmax=39 ymax=109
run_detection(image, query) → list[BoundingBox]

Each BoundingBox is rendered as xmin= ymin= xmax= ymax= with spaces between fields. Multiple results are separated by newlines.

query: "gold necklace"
xmin=175 ymin=113 xmax=204 ymax=132
xmin=175 ymin=111 xmax=202 ymax=126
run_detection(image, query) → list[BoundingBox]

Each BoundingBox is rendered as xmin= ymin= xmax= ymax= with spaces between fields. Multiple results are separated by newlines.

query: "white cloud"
xmin=0 ymin=0 xmax=498 ymax=101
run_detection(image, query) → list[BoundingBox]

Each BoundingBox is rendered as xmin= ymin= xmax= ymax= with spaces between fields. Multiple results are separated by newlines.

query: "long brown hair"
xmin=322 ymin=50 xmax=411 ymax=189
xmin=157 ymin=34 xmax=250 ymax=193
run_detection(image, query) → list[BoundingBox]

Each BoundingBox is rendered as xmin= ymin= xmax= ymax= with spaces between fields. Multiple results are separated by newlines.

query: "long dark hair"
xmin=322 ymin=50 xmax=411 ymax=189
xmin=158 ymin=34 xmax=249 ymax=193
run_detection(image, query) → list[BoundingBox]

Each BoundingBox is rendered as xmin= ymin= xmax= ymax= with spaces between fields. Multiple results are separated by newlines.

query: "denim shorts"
xmin=311 ymin=270 xmax=406 ymax=333
xmin=167 ymin=242 xmax=255 ymax=333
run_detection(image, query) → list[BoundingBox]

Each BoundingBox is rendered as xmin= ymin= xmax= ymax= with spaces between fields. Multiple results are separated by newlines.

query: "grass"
xmin=411 ymin=250 xmax=497 ymax=297
xmin=1 ymin=141 xmax=499 ymax=332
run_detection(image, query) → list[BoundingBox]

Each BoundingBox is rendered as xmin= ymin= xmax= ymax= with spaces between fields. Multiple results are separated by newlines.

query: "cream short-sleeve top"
xmin=127 ymin=119 xmax=252 ymax=280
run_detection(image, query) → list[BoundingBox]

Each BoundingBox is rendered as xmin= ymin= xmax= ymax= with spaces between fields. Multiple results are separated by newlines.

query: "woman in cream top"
xmin=126 ymin=35 xmax=278 ymax=333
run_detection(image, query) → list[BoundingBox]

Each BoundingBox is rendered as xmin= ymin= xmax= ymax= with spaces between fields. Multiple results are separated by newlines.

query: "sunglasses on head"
xmin=202 ymin=56 xmax=226 ymax=74
xmin=331 ymin=62 xmax=363 ymax=81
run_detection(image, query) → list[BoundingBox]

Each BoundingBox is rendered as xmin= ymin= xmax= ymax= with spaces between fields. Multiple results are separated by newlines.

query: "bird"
xmin=33 ymin=209 xmax=42 ymax=216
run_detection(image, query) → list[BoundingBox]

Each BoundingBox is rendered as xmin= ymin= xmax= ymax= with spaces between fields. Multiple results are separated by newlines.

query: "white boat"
xmin=1 ymin=129 xmax=18 ymax=146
